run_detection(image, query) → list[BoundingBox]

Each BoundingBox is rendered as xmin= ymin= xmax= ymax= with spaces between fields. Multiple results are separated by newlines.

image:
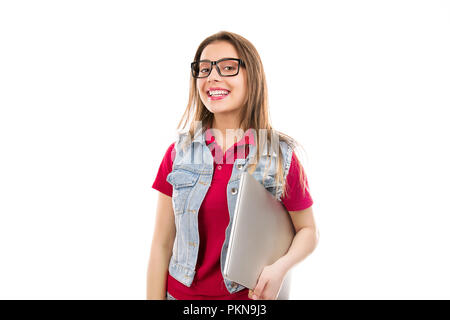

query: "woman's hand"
xmin=248 ymin=262 xmax=287 ymax=300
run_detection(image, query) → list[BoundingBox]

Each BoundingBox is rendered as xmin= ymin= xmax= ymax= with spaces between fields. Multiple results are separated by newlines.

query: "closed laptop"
xmin=223 ymin=171 xmax=295 ymax=299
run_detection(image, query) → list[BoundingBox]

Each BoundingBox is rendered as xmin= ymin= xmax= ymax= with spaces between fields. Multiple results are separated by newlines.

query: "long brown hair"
xmin=177 ymin=30 xmax=309 ymax=200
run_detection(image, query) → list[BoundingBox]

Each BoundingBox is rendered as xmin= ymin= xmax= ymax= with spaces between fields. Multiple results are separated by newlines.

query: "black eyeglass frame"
xmin=191 ymin=58 xmax=245 ymax=79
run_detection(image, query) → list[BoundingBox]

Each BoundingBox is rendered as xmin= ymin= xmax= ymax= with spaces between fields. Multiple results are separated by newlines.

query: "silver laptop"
xmin=223 ymin=171 xmax=295 ymax=300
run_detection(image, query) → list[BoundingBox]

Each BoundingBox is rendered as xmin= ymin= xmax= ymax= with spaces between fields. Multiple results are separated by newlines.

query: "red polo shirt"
xmin=151 ymin=128 xmax=313 ymax=300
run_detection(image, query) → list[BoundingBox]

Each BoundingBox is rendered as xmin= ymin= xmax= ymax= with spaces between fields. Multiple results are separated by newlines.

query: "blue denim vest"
xmin=166 ymin=128 xmax=293 ymax=294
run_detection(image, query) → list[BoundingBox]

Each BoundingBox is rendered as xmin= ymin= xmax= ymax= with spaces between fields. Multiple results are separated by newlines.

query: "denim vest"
xmin=166 ymin=129 xmax=293 ymax=294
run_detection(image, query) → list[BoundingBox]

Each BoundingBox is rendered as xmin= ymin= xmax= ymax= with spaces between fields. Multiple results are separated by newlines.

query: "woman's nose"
xmin=207 ymin=65 xmax=221 ymax=81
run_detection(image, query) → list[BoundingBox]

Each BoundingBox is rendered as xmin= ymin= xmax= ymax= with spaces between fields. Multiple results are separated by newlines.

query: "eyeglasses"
xmin=191 ymin=58 xmax=245 ymax=79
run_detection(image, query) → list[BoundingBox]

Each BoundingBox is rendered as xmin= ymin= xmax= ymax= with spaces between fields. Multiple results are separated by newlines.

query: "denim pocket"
xmin=167 ymin=170 xmax=198 ymax=188
xmin=262 ymin=175 xmax=278 ymax=196
xmin=167 ymin=169 xmax=199 ymax=215
xmin=262 ymin=175 xmax=276 ymax=187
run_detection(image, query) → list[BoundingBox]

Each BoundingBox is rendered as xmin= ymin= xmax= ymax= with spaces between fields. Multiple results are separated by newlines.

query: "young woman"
xmin=147 ymin=31 xmax=319 ymax=300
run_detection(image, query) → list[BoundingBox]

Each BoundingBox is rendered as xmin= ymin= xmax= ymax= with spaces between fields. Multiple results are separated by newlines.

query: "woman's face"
xmin=197 ymin=41 xmax=247 ymax=117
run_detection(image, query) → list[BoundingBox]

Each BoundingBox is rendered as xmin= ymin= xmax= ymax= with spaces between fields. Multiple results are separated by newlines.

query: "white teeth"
xmin=209 ymin=90 xmax=229 ymax=96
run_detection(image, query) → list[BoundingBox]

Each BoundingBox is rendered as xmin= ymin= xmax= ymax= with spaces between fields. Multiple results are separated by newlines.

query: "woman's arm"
xmin=146 ymin=192 xmax=176 ymax=300
xmin=275 ymin=205 xmax=319 ymax=274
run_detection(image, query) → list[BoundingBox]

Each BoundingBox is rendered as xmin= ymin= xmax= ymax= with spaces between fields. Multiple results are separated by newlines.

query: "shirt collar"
xmin=205 ymin=126 xmax=256 ymax=147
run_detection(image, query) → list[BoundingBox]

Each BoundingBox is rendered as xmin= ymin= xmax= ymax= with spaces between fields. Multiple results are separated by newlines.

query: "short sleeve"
xmin=151 ymin=142 xmax=176 ymax=197
xmin=281 ymin=152 xmax=314 ymax=211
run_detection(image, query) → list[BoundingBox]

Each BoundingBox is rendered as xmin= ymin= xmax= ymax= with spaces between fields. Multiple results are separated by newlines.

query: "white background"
xmin=1 ymin=0 xmax=449 ymax=299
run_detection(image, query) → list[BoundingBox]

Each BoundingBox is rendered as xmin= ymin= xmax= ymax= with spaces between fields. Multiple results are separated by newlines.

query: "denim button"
xmin=231 ymin=188 xmax=237 ymax=195
xmin=237 ymin=163 xmax=244 ymax=170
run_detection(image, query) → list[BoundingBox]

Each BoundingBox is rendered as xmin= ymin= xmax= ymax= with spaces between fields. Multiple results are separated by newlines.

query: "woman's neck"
xmin=211 ymin=114 xmax=242 ymax=134
xmin=211 ymin=115 xmax=244 ymax=152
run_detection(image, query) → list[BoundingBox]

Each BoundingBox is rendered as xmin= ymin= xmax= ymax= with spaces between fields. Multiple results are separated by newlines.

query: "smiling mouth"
xmin=207 ymin=91 xmax=230 ymax=97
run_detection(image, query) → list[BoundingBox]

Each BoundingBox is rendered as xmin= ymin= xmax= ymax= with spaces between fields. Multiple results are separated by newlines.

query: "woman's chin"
xmin=205 ymin=105 xmax=239 ymax=115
